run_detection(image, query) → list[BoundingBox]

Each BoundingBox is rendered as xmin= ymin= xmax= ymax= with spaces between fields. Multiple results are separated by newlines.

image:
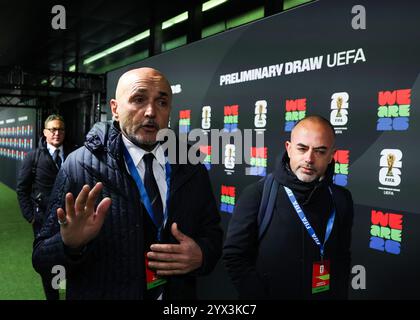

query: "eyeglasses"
xmin=45 ymin=128 xmax=65 ymax=133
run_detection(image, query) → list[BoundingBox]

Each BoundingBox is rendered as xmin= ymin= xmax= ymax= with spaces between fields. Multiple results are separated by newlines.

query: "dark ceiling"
xmin=0 ymin=0 xmax=289 ymax=75
xmin=0 ymin=0 xmax=209 ymax=71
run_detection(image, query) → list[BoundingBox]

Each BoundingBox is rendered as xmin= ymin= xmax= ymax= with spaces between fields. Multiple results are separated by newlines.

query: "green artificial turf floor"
xmin=0 ymin=182 xmax=44 ymax=300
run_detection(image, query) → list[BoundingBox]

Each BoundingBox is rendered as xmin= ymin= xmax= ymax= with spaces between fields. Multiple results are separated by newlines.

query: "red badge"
xmin=145 ymin=254 xmax=167 ymax=290
xmin=312 ymin=259 xmax=330 ymax=294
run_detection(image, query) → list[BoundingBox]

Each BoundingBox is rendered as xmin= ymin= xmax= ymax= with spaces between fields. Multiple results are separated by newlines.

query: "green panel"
xmin=0 ymin=182 xmax=44 ymax=299
xmin=92 ymin=50 xmax=149 ymax=74
xmin=202 ymin=21 xmax=226 ymax=38
xmin=226 ymin=7 xmax=264 ymax=29
xmin=284 ymin=0 xmax=313 ymax=10
xmin=162 ymin=35 xmax=187 ymax=52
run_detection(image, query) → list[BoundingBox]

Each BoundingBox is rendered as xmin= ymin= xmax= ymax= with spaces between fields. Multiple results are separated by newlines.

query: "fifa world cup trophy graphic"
xmin=204 ymin=109 xmax=209 ymax=126
xmin=202 ymin=107 xmax=211 ymax=130
xmin=225 ymin=145 xmax=235 ymax=170
xmin=336 ymin=96 xmax=343 ymax=117
xmin=386 ymin=153 xmax=395 ymax=177
xmin=258 ymin=103 xmax=263 ymax=120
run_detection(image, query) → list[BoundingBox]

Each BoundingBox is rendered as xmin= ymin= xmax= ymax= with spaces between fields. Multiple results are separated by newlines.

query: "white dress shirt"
xmin=122 ymin=135 xmax=167 ymax=213
xmin=122 ymin=135 xmax=168 ymax=300
xmin=46 ymin=143 xmax=64 ymax=163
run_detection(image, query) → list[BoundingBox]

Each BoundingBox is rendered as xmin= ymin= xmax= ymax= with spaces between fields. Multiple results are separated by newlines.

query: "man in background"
xmin=17 ymin=114 xmax=73 ymax=300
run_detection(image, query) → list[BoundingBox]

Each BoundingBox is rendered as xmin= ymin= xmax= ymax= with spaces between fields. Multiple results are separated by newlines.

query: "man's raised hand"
xmin=57 ymin=182 xmax=111 ymax=249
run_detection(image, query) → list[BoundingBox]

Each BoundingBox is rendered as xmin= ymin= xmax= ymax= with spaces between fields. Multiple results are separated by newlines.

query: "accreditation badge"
xmin=145 ymin=254 xmax=167 ymax=290
xmin=312 ymin=259 xmax=330 ymax=294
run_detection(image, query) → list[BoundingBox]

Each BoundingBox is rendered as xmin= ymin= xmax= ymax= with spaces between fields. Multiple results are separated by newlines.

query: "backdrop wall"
xmin=0 ymin=107 xmax=36 ymax=190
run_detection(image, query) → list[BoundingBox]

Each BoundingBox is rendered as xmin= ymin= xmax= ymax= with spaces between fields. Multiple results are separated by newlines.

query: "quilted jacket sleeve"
xmin=32 ymin=161 xmax=92 ymax=277
xmin=16 ymin=150 xmax=36 ymax=222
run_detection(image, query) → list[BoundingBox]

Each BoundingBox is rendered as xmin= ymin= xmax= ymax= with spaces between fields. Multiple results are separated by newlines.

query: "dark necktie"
xmin=143 ymin=153 xmax=163 ymax=229
xmin=143 ymin=153 xmax=165 ymax=300
xmin=53 ymin=149 xmax=62 ymax=169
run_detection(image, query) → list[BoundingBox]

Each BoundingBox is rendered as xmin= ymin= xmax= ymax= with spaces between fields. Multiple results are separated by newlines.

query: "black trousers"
xmin=32 ymin=221 xmax=59 ymax=300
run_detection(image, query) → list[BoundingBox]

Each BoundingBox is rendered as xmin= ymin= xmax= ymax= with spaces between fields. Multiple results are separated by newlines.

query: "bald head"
xmin=115 ymin=67 xmax=172 ymax=101
xmin=286 ymin=115 xmax=336 ymax=183
xmin=291 ymin=116 xmax=335 ymax=144
xmin=110 ymin=67 xmax=172 ymax=151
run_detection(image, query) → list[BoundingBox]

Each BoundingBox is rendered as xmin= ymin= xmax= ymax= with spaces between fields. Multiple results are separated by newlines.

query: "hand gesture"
xmin=146 ymin=223 xmax=203 ymax=276
xmin=57 ymin=182 xmax=111 ymax=249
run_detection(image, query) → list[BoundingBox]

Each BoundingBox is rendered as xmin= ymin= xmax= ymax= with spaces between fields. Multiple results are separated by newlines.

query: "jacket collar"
xmin=38 ymin=136 xmax=48 ymax=149
xmin=39 ymin=136 xmax=72 ymax=159
xmin=84 ymin=120 xmax=123 ymax=161
xmin=274 ymin=151 xmax=335 ymax=204
xmin=84 ymin=121 xmax=201 ymax=193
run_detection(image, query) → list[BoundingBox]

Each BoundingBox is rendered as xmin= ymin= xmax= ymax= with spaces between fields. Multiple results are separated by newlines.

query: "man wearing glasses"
xmin=17 ymin=114 xmax=73 ymax=300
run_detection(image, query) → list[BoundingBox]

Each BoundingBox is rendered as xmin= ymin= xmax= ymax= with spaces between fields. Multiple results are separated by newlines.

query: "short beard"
xmin=294 ymin=166 xmax=319 ymax=183
xmin=122 ymin=120 xmax=160 ymax=151
xmin=125 ymin=132 xmax=158 ymax=151
xmin=295 ymin=171 xmax=319 ymax=183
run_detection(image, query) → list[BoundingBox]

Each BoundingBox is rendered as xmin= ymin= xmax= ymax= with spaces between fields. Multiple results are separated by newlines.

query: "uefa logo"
xmin=201 ymin=106 xmax=211 ymax=130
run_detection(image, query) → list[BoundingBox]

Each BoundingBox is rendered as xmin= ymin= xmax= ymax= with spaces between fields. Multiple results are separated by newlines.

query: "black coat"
xmin=16 ymin=137 xmax=72 ymax=227
xmin=223 ymin=153 xmax=354 ymax=300
xmin=32 ymin=121 xmax=223 ymax=300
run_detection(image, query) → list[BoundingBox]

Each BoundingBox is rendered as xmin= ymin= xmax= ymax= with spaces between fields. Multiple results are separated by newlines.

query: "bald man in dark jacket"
xmin=223 ymin=116 xmax=354 ymax=299
xmin=33 ymin=68 xmax=222 ymax=299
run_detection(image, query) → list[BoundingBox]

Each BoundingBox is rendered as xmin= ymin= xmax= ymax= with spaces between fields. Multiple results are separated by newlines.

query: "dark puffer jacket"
xmin=16 ymin=137 xmax=73 ymax=228
xmin=223 ymin=153 xmax=354 ymax=300
xmin=32 ymin=121 xmax=223 ymax=300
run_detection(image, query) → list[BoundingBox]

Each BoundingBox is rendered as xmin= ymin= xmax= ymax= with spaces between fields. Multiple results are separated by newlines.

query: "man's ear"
xmin=285 ymin=141 xmax=291 ymax=156
xmin=110 ymin=99 xmax=119 ymax=120
xmin=329 ymin=148 xmax=337 ymax=163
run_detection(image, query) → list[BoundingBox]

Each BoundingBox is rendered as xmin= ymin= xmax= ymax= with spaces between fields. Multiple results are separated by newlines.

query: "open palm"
xmin=57 ymin=182 xmax=112 ymax=249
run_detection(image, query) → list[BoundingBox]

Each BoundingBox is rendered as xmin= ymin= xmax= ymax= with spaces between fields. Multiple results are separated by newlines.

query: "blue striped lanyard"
xmin=123 ymin=145 xmax=171 ymax=241
xmin=283 ymin=186 xmax=335 ymax=259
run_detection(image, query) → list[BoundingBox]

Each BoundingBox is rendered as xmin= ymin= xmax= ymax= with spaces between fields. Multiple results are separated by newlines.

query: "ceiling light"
xmin=162 ymin=12 xmax=188 ymax=30
xmin=83 ymin=30 xmax=150 ymax=65
xmin=202 ymin=0 xmax=228 ymax=12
